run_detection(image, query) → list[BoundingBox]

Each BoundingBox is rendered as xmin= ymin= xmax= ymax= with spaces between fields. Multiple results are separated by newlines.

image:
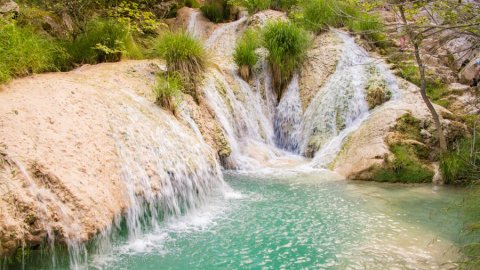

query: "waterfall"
xmin=303 ymin=30 xmax=400 ymax=167
xmin=187 ymin=11 xmax=199 ymax=38
xmin=274 ymin=74 xmax=302 ymax=153
xmin=65 ymin=88 xmax=226 ymax=268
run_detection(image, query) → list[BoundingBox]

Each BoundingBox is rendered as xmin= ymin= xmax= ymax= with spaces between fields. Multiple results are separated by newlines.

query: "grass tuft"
xmin=154 ymin=31 xmax=206 ymax=100
xmin=233 ymin=29 xmax=260 ymax=80
xmin=262 ymin=21 xmax=309 ymax=100
xmin=0 ymin=23 xmax=66 ymax=84
xmin=154 ymin=72 xmax=184 ymax=114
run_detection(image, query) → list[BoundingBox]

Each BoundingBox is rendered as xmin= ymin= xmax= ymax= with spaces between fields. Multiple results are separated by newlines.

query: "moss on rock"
xmin=369 ymin=113 xmax=434 ymax=183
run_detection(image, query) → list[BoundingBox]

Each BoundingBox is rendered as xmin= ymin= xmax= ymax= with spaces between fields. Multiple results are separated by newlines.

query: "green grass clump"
xmin=346 ymin=12 xmax=388 ymax=48
xmin=0 ymin=23 xmax=66 ymax=84
xmin=229 ymin=0 xmax=271 ymax=14
xmin=155 ymin=31 xmax=206 ymax=76
xmin=233 ymin=29 xmax=260 ymax=80
xmin=440 ymin=136 xmax=480 ymax=185
xmin=373 ymin=144 xmax=435 ymax=183
xmin=201 ymin=0 xmax=230 ymax=23
xmin=297 ymin=0 xmax=356 ymax=33
xmin=67 ymin=18 xmax=141 ymax=65
xmin=262 ymin=21 xmax=309 ymax=100
xmin=154 ymin=31 xmax=206 ymax=100
xmin=154 ymin=72 xmax=184 ymax=114
xmin=270 ymin=0 xmax=298 ymax=11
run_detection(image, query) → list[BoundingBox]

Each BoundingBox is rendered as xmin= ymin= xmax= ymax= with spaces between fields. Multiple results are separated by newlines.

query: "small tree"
xmin=358 ymin=0 xmax=480 ymax=152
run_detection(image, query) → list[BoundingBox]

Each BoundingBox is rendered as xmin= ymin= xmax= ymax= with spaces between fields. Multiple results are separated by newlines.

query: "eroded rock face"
xmin=331 ymin=80 xmax=434 ymax=180
xmin=299 ymin=32 xmax=343 ymax=111
xmin=0 ymin=60 xmax=224 ymax=257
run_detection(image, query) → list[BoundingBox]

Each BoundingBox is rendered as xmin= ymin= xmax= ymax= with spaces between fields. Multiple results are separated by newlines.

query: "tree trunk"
xmin=398 ymin=5 xmax=448 ymax=152
xmin=412 ymin=43 xmax=448 ymax=151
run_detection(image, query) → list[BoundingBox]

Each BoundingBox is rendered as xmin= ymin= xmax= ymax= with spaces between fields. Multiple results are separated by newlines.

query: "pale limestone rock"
xmin=332 ymin=80 xmax=434 ymax=179
xmin=299 ymin=32 xmax=343 ymax=111
xmin=0 ymin=0 xmax=18 ymax=16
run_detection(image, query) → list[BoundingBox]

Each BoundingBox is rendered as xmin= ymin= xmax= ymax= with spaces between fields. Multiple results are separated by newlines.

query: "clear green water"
xmin=7 ymin=171 xmax=464 ymax=269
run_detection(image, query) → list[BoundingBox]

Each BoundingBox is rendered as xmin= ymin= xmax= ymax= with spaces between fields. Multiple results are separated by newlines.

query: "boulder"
xmin=459 ymin=54 xmax=480 ymax=83
xmin=0 ymin=0 xmax=18 ymax=18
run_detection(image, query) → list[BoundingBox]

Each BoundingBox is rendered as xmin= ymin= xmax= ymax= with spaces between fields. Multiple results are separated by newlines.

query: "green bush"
xmin=346 ymin=12 xmax=388 ymax=48
xmin=262 ymin=21 xmax=309 ymax=99
xmin=154 ymin=31 xmax=206 ymax=77
xmin=440 ymin=136 xmax=480 ymax=185
xmin=154 ymin=31 xmax=206 ymax=100
xmin=154 ymin=72 xmax=184 ymax=114
xmin=68 ymin=18 xmax=141 ymax=65
xmin=0 ymin=23 xmax=66 ymax=84
xmin=229 ymin=0 xmax=271 ymax=14
xmin=298 ymin=0 xmax=356 ymax=33
xmin=270 ymin=0 xmax=297 ymax=11
xmin=185 ymin=0 xmax=201 ymax=8
xmin=201 ymin=0 xmax=230 ymax=23
xmin=233 ymin=29 xmax=260 ymax=80
xmin=108 ymin=1 xmax=160 ymax=35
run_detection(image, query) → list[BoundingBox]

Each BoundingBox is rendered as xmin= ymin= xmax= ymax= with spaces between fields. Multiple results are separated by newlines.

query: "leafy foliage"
xmin=108 ymin=1 xmax=160 ymax=35
xmin=229 ymin=0 xmax=271 ymax=14
xmin=440 ymin=136 xmax=480 ymax=185
xmin=262 ymin=21 xmax=309 ymax=100
xmin=0 ymin=22 xmax=66 ymax=83
xmin=67 ymin=18 xmax=141 ymax=64
xmin=201 ymin=0 xmax=230 ymax=23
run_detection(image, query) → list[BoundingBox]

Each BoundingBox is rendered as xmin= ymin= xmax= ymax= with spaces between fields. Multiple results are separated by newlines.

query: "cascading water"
xmin=274 ymin=74 xmax=303 ymax=153
xmin=64 ymin=88 xmax=226 ymax=268
xmin=301 ymin=30 xmax=399 ymax=168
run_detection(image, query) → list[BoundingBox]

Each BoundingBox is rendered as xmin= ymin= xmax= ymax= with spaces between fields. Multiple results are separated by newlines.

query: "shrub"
xmin=270 ymin=0 xmax=297 ymax=11
xmin=108 ymin=1 xmax=160 ymax=36
xmin=154 ymin=72 xmax=184 ymax=114
xmin=201 ymin=0 xmax=230 ymax=23
xmin=229 ymin=0 xmax=271 ymax=14
xmin=154 ymin=31 xmax=206 ymax=100
xmin=0 ymin=23 xmax=66 ymax=84
xmin=298 ymin=0 xmax=353 ymax=33
xmin=440 ymin=136 xmax=480 ymax=185
xmin=68 ymin=18 xmax=141 ymax=65
xmin=262 ymin=21 xmax=309 ymax=100
xmin=233 ymin=29 xmax=260 ymax=80
xmin=346 ymin=12 xmax=388 ymax=48
xmin=155 ymin=31 xmax=206 ymax=77
xmin=185 ymin=0 xmax=201 ymax=8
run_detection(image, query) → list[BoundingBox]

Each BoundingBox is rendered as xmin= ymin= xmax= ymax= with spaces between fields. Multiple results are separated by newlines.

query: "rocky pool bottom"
xmin=4 ymin=171 xmax=466 ymax=269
